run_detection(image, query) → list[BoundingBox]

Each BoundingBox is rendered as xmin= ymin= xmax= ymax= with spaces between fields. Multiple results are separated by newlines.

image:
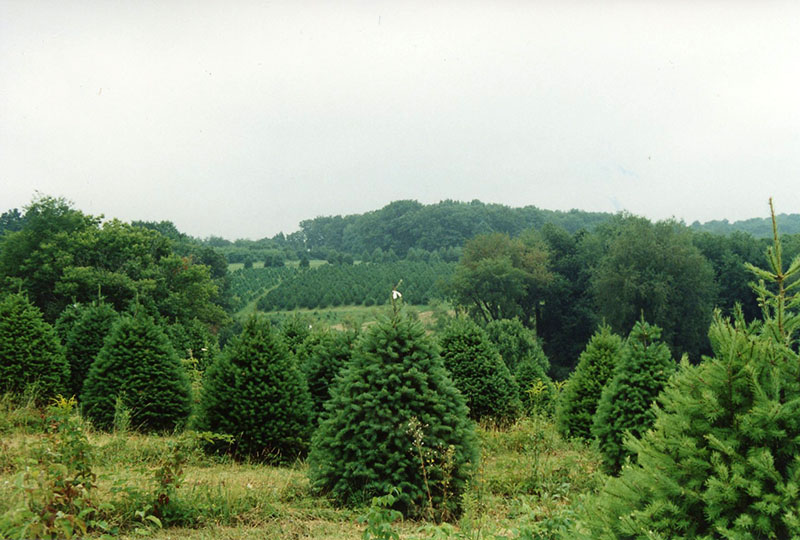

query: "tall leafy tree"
xmin=308 ymin=312 xmax=478 ymax=518
xmin=449 ymin=232 xmax=553 ymax=328
xmin=0 ymin=293 xmax=69 ymax=399
xmin=579 ymin=203 xmax=800 ymax=539
xmin=591 ymin=216 xmax=716 ymax=359
xmin=592 ymin=319 xmax=676 ymax=474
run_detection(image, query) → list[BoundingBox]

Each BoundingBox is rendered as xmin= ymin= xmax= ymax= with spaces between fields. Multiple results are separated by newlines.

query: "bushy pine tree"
xmin=556 ymin=324 xmax=623 ymax=439
xmin=308 ymin=312 xmax=478 ymax=519
xmin=485 ymin=317 xmax=549 ymax=373
xmin=439 ymin=317 xmax=521 ymax=422
xmin=64 ymin=301 xmax=118 ymax=397
xmin=81 ymin=312 xmax=191 ymax=432
xmin=579 ymin=209 xmax=800 ymax=539
xmin=592 ymin=319 xmax=675 ymax=473
xmin=0 ymin=293 xmax=69 ymax=399
xmin=196 ymin=316 xmax=312 ymax=463
xmin=300 ymin=329 xmax=357 ymax=426
xmin=166 ymin=317 xmax=219 ymax=371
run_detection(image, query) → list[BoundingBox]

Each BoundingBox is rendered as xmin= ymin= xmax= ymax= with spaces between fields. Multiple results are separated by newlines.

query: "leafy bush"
xmin=485 ymin=318 xmax=549 ymax=373
xmin=196 ymin=316 xmax=312 ymax=463
xmin=308 ymin=312 xmax=478 ymax=519
xmin=591 ymin=319 xmax=675 ymax=474
xmin=556 ymin=324 xmax=623 ymax=439
xmin=81 ymin=312 xmax=192 ymax=432
xmin=579 ymin=217 xmax=800 ymax=538
xmin=439 ymin=317 xmax=521 ymax=423
xmin=63 ymin=301 xmax=118 ymax=397
xmin=0 ymin=293 xmax=69 ymax=400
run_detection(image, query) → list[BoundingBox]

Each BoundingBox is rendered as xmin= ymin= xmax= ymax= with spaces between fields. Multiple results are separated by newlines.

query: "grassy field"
xmin=0 ymin=396 xmax=603 ymax=539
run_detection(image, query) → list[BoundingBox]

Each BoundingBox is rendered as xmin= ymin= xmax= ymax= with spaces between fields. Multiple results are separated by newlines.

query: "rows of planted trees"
xmin=1 ymin=194 xmax=800 ymax=538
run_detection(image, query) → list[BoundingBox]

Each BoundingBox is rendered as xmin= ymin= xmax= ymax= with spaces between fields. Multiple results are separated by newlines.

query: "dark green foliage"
xmin=484 ymin=318 xmax=549 ymax=373
xmin=300 ymin=329 xmax=357 ymax=426
xmin=592 ymin=319 xmax=675 ymax=474
xmin=308 ymin=313 xmax=478 ymax=518
xmin=257 ymin=260 xmax=453 ymax=311
xmin=514 ymin=343 xmax=556 ymax=415
xmin=591 ymin=216 xmax=716 ymax=359
xmin=166 ymin=318 xmax=219 ymax=371
xmin=439 ymin=318 xmax=521 ymax=423
xmin=0 ymin=293 xmax=69 ymax=399
xmin=227 ymin=266 xmax=292 ymax=312
xmin=64 ymin=301 xmax=118 ymax=397
xmin=196 ymin=316 xmax=312 ymax=462
xmin=556 ymin=325 xmax=623 ymax=440
xmin=81 ymin=312 xmax=191 ymax=432
xmin=279 ymin=313 xmax=312 ymax=355
xmin=580 ymin=214 xmax=800 ymax=538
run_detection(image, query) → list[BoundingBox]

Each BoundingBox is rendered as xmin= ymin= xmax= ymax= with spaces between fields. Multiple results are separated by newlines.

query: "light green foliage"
xmin=591 ymin=319 xmax=675 ymax=473
xmin=0 ymin=293 xmax=69 ymax=400
xmin=308 ymin=313 xmax=478 ymax=518
xmin=0 ymin=397 xmax=112 ymax=539
xmin=196 ymin=316 xmax=312 ymax=463
xmin=439 ymin=317 xmax=522 ymax=423
xmin=81 ymin=312 xmax=192 ymax=432
xmin=580 ymin=219 xmax=800 ymax=538
xmin=63 ymin=301 xmax=118 ymax=397
xmin=556 ymin=325 xmax=623 ymax=439
xmin=592 ymin=216 xmax=716 ymax=359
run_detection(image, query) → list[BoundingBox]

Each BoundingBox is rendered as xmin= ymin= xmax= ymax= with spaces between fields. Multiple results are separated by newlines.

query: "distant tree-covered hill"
xmin=690 ymin=213 xmax=800 ymax=237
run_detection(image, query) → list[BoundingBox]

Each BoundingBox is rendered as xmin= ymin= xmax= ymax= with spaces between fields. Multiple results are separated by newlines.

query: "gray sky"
xmin=2 ymin=1 xmax=799 ymax=240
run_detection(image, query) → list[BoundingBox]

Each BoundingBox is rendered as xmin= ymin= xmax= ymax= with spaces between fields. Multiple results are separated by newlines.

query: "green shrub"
xmin=165 ymin=317 xmax=219 ymax=372
xmin=308 ymin=313 xmax=478 ymax=519
xmin=63 ymin=301 xmax=118 ymax=397
xmin=0 ymin=293 xmax=69 ymax=399
xmin=439 ymin=317 xmax=521 ymax=423
xmin=578 ymin=211 xmax=800 ymax=539
xmin=514 ymin=341 xmax=556 ymax=415
xmin=556 ymin=324 xmax=623 ymax=440
xmin=485 ymin=318 xmax=548 ymax=373
xmin=81 ymin=312 xmax=192 ymax=432
xmin=196 ymin=315 xmax=312 ymax=463
xmin=591 ymin=319 xmax=675 ymax=474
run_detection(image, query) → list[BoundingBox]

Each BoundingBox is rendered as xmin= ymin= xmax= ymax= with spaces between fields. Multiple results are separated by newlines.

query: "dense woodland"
xmin=1 ymin=194 xmax=799 ymax=538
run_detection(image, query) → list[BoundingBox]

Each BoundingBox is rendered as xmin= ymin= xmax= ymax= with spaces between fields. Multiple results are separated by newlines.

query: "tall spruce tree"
xmin=439 ymin=317 xmax=521 ymax=422
xmin=592 ymin=318 xmax=676 ymax=473
xmin=308 ymin=311 xmax=478 ymax=519
xmin=556 ymin=324 xmax=623 ymax=439
xmin=0 ymin=293 xmax=69 ymax=399
xmin=81 ymin=312 xmax=191 ymax=432
xmin=196 ymin=316 xmax=312 ymax=463
xmin=300 ymin=329 xmax=357 ymax=426
xmin=63 ymin=301 xmax=118 ymax=397
xmin=578 ymin=202 xmax=800 ymax=539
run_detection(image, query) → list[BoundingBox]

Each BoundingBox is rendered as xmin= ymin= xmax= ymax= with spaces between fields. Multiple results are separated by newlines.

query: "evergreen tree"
xmin=579 ymin=204 xmax=800 ymax=539
xmin=485 ymin=317 xmax=549 ymax=373
xmin=196 ymin=316 xmax=312 ymax=463
xmin=439 ymin=317 xmax=521 ymax=422
xmin=81 ymin=312 xmax=191 ymax=432
xmin=592 ymin=318 xmax=675 ymax=473
xmin=556 ymin=324 xmax=623 ymax=439
xmin=308 ymin=312 xmax=478 ymax=519
xmin=63 ymin=301 xmax=118 ymax=397
xmin=0 ymin=293 xmax=69 ymax=399
xmin=514 ymin=342 xmax=556 ymax=415
xmin=300 ymin=329 xmax=357 ymax=426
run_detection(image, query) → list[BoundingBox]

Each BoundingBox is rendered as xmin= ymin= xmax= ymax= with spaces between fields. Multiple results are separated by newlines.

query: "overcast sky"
xmin=2 ymin=1 xmax=799 ymax=240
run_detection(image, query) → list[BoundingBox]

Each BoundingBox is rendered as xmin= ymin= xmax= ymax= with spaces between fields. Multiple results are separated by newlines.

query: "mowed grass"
xmin=0 ymin=396 xmax=603 ymax=539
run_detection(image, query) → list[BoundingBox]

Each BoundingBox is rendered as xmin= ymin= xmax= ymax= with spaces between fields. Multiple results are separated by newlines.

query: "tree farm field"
xmin=0 ymin=397 xmax=602 ymax=539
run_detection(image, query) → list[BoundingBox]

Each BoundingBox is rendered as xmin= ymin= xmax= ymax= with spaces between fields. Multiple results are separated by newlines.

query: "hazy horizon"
xmin=3 ymin=1 xmax=799 ymax=240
